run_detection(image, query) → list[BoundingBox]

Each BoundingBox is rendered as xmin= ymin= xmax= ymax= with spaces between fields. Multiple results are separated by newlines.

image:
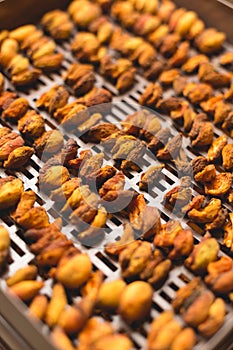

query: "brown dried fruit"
xmin=0 ymin=132 xmax=24 ymax=160
xmin=41 ymin=10 xmax=73 ymax=40
xmin=164 ymin=176 xmax=192 ymax=208
xmin=77 ymin=317 xmax=114 ymax=350
xmin=199 ymin=62 xmax=231 ymax=88
xmin=160 ymin=33 xmax=180 ymax=57
xmin=139 ymin=164 xmax=164 ymax=191
xmin=189 ymin=117 xmax=214 ymax=148
xmin=198 ymin=298 xmax=225 ymax=338
xmin=119 ymin=241 xmax=152 ymax=279
xmin=205 ymin=256 xmax=233 ymax=294
xmin=77 ymin=87 xmax=112 ymax=107
xmin=169 ymin=41 xmax=190 ymax=67
xmin=172 ymin=277 xmax=203 ymax=312
xmin=11 ymin=68 xmax=41 ymax=87
xmin=157 ymin=133 xmax=182 ymax=160
xmin=99 ymin=171 xmax=124 ymax=201
xmin=148 ymin=127 xmax=172 ymax=154
xmin=36 ymin=84 xmax=69 ymax=116
xmin=194 ymin=164 xmax=216 ymax=183
xmin=39 ymin=165 xmax=70 ymax=191
xmin=159 ymin=68 xmax=180 ymax=85
xmin=183 ymin=83 xmax=213 ymax=104
xmin=214 ymin=101 xmax=232 ymax=125
xmin=118 ymin=281 xmax=153 ymax=323
xmin=4 ymin=146 xmax=34 ymax=169
xmin=173 ymin=75 xmax=188 ymax=95
xmin=0 ymin=176 xmax=23 ymax=210
xmin=64 ymin=63 xmax=95 ymax=96
xmin=207 ymin=135 xmax=228 ymax=162
xmin=144 ymin=60 xmax=164 ymax=80
xmin=222 ymin=144 xmax=233 ymax=170
xmin=188 ymin=198 xmax=221 ymax=223
xmin=34 ymin=53 xmax=63 ymax=72
xmin=222 ymin=111 xmax=233 ymax=137
xmin=195 ymin=28 xmax=226 ymax=54
xmin=82 ymin=123 xmax=119 ymax=143
xmin=105 ymin=223 xmax=135 ymax=256
xmin=18 ymin=110 xmax=45 ymax=140
xmin=200 ymin=95 xmax=223 ymax=116
xmin=50 ymin=178 xmax=81 ymax=202
xmin=68 ymin=0 xmax=101 ymax=28
xmin=2 ymin=97 xmax=29 ymax=122
xmin=139 ymin=83 xmax=163 ymax=107
xmin=185 ymin=236 xmax=219 ymax=273
xmin=204 ymin=173 xmax=232 ymax=196
xmin=182 ymin=54 xmax=208 ymax=73
xmin=34 ymin=130 xmax=64 ymax=157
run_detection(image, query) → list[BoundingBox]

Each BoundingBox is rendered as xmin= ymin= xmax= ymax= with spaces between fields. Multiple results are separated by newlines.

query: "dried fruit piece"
xmin=199 ymin=62 xmax=231 ymax=88
xmin=222 ymin=144 xmax=233 ymax=170
xmin=157 ymin=133 xmax=182 ymax=160
xmin=45 ymin=284 xmax=67 ymax=328
xmin=164 ymin=176 xmax=192 ymax=208
xmin=68 ymin=0 xmax=102 ymax=28
xmin=18 ymin=110 xmax=45 ymax=140
xmin=41 ymin=10 xmax=73 ymax=40
xmin=185 ymin=236 xmax=219 ymax=273
xmin=105 ymin=223 xmax=134 ymax=256
xmin=97 ymin=279 xmax=126 ymax=312
xmin=139 ymin=165 xmax=164 ymax=191
xmin=223 ymin=213 xmax=233 ymax=252
xmin=34 ymin=53 xmax=63 ymax=72
xmin=12 ymin=68 xmax=41 ymax=87
xmin=2 ymin=97 xmax=29 ymax=122
xmin=189 ymin=115 xmax=214 ymax=148
xmin=55 ymin=250 xmax=92 ymax=289
xmin=119 ymin=281 xmax=153 ymax=323
xmin=207 ymin=135 xmax=228 ymax=162
xmin=198 ymin=298 xmax=225 ymax=338
xmin=0 ymin=177 xmax=23 ymax=210
xmin=4 ymin=146 xmax=34 ymax=169
xmin=182 ymin=54 xmax=208 ymax=73
xmin=6 ymin=265 xmax=37 ymax=287
xmin=0 ymin=132 xmax=24 ymax=160
xmin=159 ymin=68 xmax=180 ymax=86
xmin=9 ymin=280 xmax=44 ymax=301
xmin=194 ymin=164 xmax=216 ymax=184
xmin=34 ymin=130 xmax=64 ymax=157
xmin=195 ymin=28 xmax=226 ymax=54
xmin=204 ymin=173 xmax=232 ymax=196
xmin=148 ymin=127 xmax=172 ymax=154
xmin=183 ymin=83 xmax=213 ymax=104
xmin=29 ymin=295 xmax=48 ymax=320
xmin=36 ymin=84 xmax=69 ymax=116
xmin=205 ymin=256 xmax=233 ymax=294
xmin=139 ymin=83 xmax=163 ymax=107
xmin=188 ymin=198 xmax=221 ymax=223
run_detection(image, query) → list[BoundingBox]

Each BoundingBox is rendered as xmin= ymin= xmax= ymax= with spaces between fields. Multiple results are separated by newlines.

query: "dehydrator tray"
xmin=0 ymin=1 xmax=233 ymax=350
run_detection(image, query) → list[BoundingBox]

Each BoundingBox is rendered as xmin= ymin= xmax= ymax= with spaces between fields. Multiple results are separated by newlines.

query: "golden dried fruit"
xmin=204 ymin=173 xmax=232 ymax=196
xmin=94 ymin=334 xmax=133 ymax=350
xmin=45 ymin=284 xmax=67 ymax=327
xmin=195 ymin=28 xmax=226 ymax=54
xmin=9 ymin=280 xmax=44 ymax=301
xmin=6 ymin=265 xmax=38 ymax=287
xmin=7 ymin=54 xmax=30 ymax=75
xmin=0 ymin=38 xmax=19 ymax=66
xmin=10 ymin=25 xmax=37 ymax=42
xmin=189 ymin=117 xmax=214 ymax=148
xmin=139 ymin=82 xmax=163 ymax=107
xmin=199 ymin=62 xmax=231 ymax=88
xmin=11 ymin=68 xmax=41 ymax=87
xmin=194 ymin=164 xmax=216 ymax=183
xmin=2 ymin=97 xmax=29 ymax=122
xmin=105 ymin=223 xmax=135 ymax=256
xmin=183 ymin=82 xmax=213 ymax=104
xmin=97 ymin=279 xmax=126 ymax=312
xmin=56 ymin=252 xmax=92 ymax=289
xmin=188 ymin=198 xmax=221 ymax=223
xmin=28 ymin=295 xmax=48 ymax=320
xmin=171 ymin=327 xmax=196 ymax=350
xmin=36 ymin=84 xmax=69 ymax=115
xmin=68 ymin=0 xmax=102 ymax=28
xmin=4 ymin=146 xmax=34 ymax=169
xmin=175 ymin=11 xmax=197 ymax=36
xmin=39 ymin=165 xmax=70 ymax=190
xmin=0 ymin=177 xmax=23 ymax=210
xmin=34 ymin=53 xmax=63 ymax=72
xmin=41 ymin=10 xmax=73 ymax=40
xmin=207 ymin=135 xmax=228 ymax=162
xmin=159 ymin=68 xmax=180 ymax=85
xmin=198 ymin=298 xmax=225 ymax=338
xmin=182 ymin=54 xmax=208 ymax=73
xmin=185 ymin=236 xmax=219 ymax=273
xmin=34 ymin=130 xmax=64 ymax=157
xmin=0 ymin=132 xmax=24 ymax=160
xmin=222 ymin=144 xmax=233 ymax=170
xmin=18 ymin=110 xmax=45 ymax=140
xmin=119 ymin=281 xmax=153 ymax=323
